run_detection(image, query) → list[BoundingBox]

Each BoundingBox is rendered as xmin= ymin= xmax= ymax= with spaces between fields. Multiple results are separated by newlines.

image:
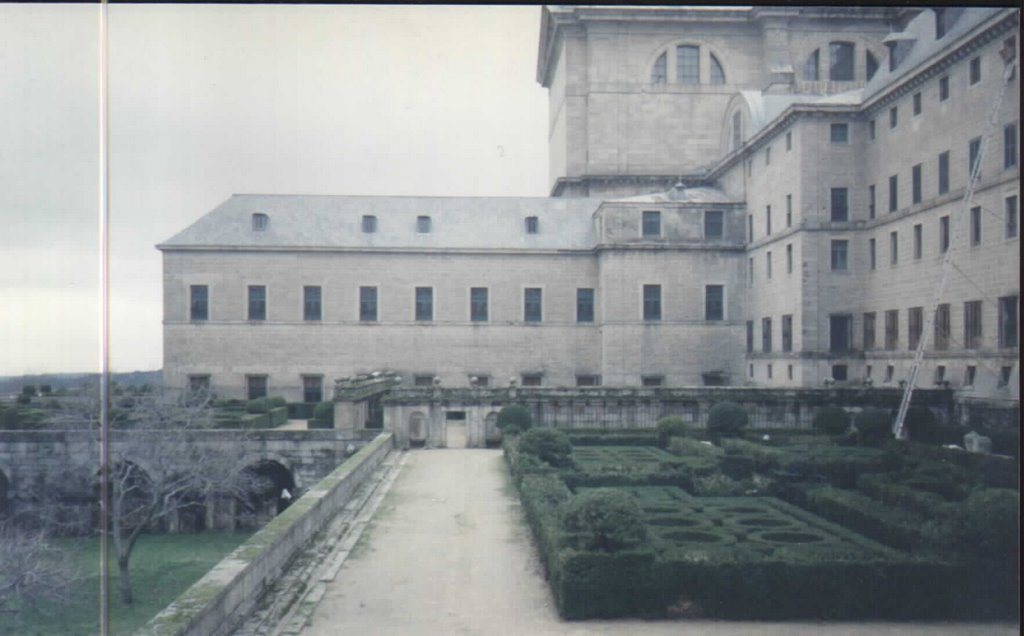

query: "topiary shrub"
xmin=497 ymin=404 xmax=532 ymax=435
xmin=15 ymin=394 xmax=31 ymax=405
xmin=268 ymin=396 xmax=287 ymax=408
xmin=706 ymin=401 xmax=748 ymax=438
xmin=903 ymin=406 xmax=938 ymax=443
xmin=812 ymin=406 xmax=850 ymax=435
xmin=656 ymin=416 xmax=689 ymax=448
xmin=310 ymin=401 xmax=334 ymax=428
xmin=563 ymin=488 xmax=647 ymax=552
xmin=853 ymin=408 xmax=892 ymax=445
xmin=247 ymin=397 xmax=271 ymax=414
xmin=518 ymin=428 xmax=573 ymax=468
xmin=21 ymin=385 xmax=36 ymax=397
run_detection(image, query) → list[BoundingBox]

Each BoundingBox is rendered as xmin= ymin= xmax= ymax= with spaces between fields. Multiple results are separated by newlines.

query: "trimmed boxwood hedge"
xmin=804 ymin=486 xmax=925 ymax=550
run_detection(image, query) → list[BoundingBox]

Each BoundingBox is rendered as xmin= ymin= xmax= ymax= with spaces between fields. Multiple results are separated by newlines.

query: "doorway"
xmin=445 ymin=411 xmax=467 ymax=448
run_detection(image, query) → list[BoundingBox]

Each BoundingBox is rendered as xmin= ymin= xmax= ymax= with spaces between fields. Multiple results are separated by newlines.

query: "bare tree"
xmin=0 ymin=525 xmax=81 ymax=619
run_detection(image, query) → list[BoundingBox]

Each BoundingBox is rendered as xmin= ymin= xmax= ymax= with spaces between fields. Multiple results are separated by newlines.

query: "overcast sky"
xmin=0 ymin=4 xmax=549 ymax=376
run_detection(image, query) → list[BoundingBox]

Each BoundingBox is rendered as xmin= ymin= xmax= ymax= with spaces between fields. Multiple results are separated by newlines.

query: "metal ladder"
xmin=892 ymin=46 xmax=1017 ymax=439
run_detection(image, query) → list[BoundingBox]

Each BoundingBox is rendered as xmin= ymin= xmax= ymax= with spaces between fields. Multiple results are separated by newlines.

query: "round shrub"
xmin=268 ymin=396 xmax=287 ymax=408
xmin=656 ymin=416 xmax=689 ymax=448
xmin=246 ymin=397 xmax=271 ymax=414
xmin=853 ymin=408 xmax=892 ymax=445
xmin=15 ymin=394 xmax=31 ymax=405
xmin=496 ymin=404 xmax=532 ymax=435
xmin=311 ymin=401 xmax=334 ymax=427
xmin=563 ymin=488 xmax=647 ymax=552
xmin=706 ymin=401 xmax=748 ymax=438
xmin=517 ymin=428 xmax=573 ymax=468
xmin=812 ymin=406 xmax=850 ymax=435
xmin=903 ymin=406 xmax=938 ymax=443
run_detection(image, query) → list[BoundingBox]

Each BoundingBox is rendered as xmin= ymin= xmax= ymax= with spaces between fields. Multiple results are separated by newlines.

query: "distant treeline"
xmin=0 ymin=370 xmax=162 ymax=396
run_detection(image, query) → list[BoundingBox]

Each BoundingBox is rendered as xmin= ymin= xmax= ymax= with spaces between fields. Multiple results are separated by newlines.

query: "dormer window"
xmin=252 ymin=213 xmax=269 ymax=231
xmin=649 ymin=44 xmax=726 ymax=85
xmin=866 ymin=51 xmax=879 ymax=80
xmin=803 ymin=49 xmax=820 ymax=81
xmin=362 ymin=215 xmax=377 ymax=233
xmin=417 ymin=215 xmax=431 ymax=233
xmin=525 ymin=216 xmax=539 ymax=234
xmin=935 ymin=8 xmax=964 ymax=39
xmin=829 ymin=42 xmax=855 ymax=81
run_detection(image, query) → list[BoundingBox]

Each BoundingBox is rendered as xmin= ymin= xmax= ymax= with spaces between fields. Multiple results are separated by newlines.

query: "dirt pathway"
xmin=302 ymin=449 xmax=1016 ymax=636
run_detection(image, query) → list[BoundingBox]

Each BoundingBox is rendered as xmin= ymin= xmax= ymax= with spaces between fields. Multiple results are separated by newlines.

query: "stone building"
xmin=160 ymin=6 xmax=1019 ymax=408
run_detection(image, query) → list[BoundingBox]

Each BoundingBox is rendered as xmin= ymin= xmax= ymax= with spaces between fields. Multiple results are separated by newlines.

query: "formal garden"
xmin=500 ymin=403 xmax=1019 ymax=621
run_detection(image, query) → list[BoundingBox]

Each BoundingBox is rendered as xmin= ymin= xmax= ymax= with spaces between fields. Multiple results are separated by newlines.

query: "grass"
xmin=11 ymin=531 xmax=252 ymax=636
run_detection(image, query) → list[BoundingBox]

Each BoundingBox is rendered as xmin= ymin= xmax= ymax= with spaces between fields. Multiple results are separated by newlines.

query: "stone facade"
xmin=160 ymin=7 xmax=1019 ymax=409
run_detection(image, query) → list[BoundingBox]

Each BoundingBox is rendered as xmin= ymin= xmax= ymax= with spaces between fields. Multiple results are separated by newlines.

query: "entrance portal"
xmin=445 ymin=411 xmax=467 ymax=448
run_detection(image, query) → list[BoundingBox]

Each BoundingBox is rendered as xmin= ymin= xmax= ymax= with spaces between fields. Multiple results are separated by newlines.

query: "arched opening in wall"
xmin=239 ymin=460 xmax=296 ymax=528
xmin=484 ymin=412 xmax=502 ymax=448
xmin=173 ymin=490 xmax=208 ymax=533
xmin=408 ymin=411 xmax=427 ymax=447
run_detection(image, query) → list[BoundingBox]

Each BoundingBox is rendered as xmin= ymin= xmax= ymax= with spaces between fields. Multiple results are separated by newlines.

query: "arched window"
xmin=803 ymin=49 xmax=820 ymax=81
xmin=676 ymin=45 xmax=699 ymax=84
xmin=732 ymin=111 xmax=743 ymax=151
xmin=866 ymin=50 xmax=879 ymax=80
xmin=651 ymin=52 xmax=667 ymax=84
xmin=829 ymin=42 xmax=855 ymax=81
xmin=710 ymin=54 xmax=726 ymax=84
xmin=252 ymin=213 xmax=269 ymax=231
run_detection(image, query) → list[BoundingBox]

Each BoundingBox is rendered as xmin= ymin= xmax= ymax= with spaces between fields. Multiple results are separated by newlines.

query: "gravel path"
xmin=302 ymin=449 xmax=1016 ymax=636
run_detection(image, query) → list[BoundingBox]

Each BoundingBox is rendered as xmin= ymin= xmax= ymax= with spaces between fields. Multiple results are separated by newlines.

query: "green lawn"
xmin=11 ymin=531 xmax=252 ymax=636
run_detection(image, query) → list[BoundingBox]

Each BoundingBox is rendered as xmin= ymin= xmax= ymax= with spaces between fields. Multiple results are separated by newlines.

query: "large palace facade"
xmin=161 ymin=7 xmax=1019 ymax=407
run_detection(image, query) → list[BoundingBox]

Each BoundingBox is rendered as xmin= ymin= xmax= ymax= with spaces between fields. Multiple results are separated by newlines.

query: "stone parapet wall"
xmin=138 ymin=432 xmax=394 ymax=636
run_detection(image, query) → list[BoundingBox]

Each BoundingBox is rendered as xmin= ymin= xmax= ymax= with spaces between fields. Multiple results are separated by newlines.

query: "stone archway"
xmin=239 ymin=459 xmax=297 ymax=529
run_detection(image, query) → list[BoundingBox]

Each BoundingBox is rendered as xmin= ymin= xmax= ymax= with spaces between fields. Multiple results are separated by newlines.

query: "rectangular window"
xmin=761 ymin=317 xmax=772 ymax=353
xmin=786 ymin=131 xmax=792 ymax=151
xmin=747 ymin=160 xmax=753 ymax=177
xmin=248 ymin=285 xmax=266 ymax=321
xmin=785 ymin=194 xmax=792 ymax=227
xmin=415 ymin=287 xmax=433 ymax=321
xmin=912 ymin=163 xmax=922 ymax=204
xmin=746 ymin=320 xmax=754 ymax=353
xmin=889 ymin=106 xmax=898 ymax=129
xmin=786 ymin=243 xmax=793 ymax=273
xmin=1006 ymin=196 xmax=1019 ymax=239
xmin=190 ymin=285 xmax=208 ymax=321
xmin=908 ymin=306 xmax=923 ymax=350
xmin=863 ymin=312 xmax=876 ymax=350
xmin=1005 ymin=123 xmax=1018 ymax=169
xmin=934 ymin=365 xmax=946 ymax=385
xmin=964 ymin=300 xmax=982 ymax=348
xmin=576 ymin=288 xmax=594 ymax=323
xmin=747 ymin=214 xmax=754 ymax=241
xmin=417 ymin=215 xmax=431 ymax=233
xmin=767 ymin=364 xmax=773 ymax=379
xmin=832 ymin=364 xmax=848 ymax=382
xmin=361 ymin=215 xmax=377 ymax=233
xmin=885 ymin=365 xmax=894 ymax=383
xmin=414 ymin=375 xmax=435 ymax=387
xmin=884 ymin=309 xmax=899 ymax=350
xmin=868 ymin=119 xmax=876 ymax=140
xmin=939 ymin=75 xmax=949 ymax=101
xmin=830 ymin=314 xmax=852 ymax=352
xmin=643 ymin=285 xmax=661 ymax=321
xmin=938 ymin=151 xmax=950 ymax=194
xmin=525 ymin=216 xmax=539 ymax=234
xmin=642 ymin=211 xmax=661 ymax=237
xmin=705 ymin=285 xmax=724 ymax=321
xmin=302 ymin=376 xmax=323 ymax=403
xmin=888 ymin=175 xmax=898 ymax=212
xmin=868 ymin=184 xmax=876 ymax=219
xmin=470 ymin=287 xmax=488 ymax=322
xmin=830 ymin=123 xmax=848 ymax=144
xmin=188 ymin=375 xmax=210 ymax=396
xmin=869 ymin=238 xmax=876 ymax=270
xmin=765 ymin=205 xmax=772 ymax=235
xmin=704 ymin=210 xmax=724 ymax=239
xmin=303 ymin=286 xmax=322 ymax=321
xmin=970 ymin=206 xmax=982 ymax=245
xmin=641 ymin=375 xmax=664 ymax=387
xmin=359 ymin=286 xmax=378 ymax=322
xmin=677 ymin=44 xmax=699 ymax=84
xmin=969 ymin=137 xmax=982 ymax=178
xmin=830 ymin=188 xmax=848 ymax=222
xmin=748 ymin=257 xmax=755 ymax=285
xmin=890 ymin=231 xmax=898 ymax=265
xmin=964 ymin=365 xmax=976 ymax=386
xmin=576 ymin=375 xmax=601 ymax=387
xmin=782 ymin=314 xmax=793 ymax=352
xmin=913 ymin=92 xmax=922 ymax=115
xmin=934 ymin=303 xmax=950 ymax=350
xmin=999 ymin=366 xmax=1012 ymax=388
xmin=940 ymin=215 xmax=950 ymax=252
xmin=969 ymin=56 xmax=980 ymax=84
xmin=765 ymin=146 xmax=771 ymax=165
xmin=246 ymin=375 xmax=268 ymax=400
xmin=830 ymin=240 xmax=848 ymax=271
xmin=766 ymin=251 xmax=772 ymax=279
xmin=913 ymin=224 xmax=923 ymax=259
xmin=521 ymin=374 xmax=542 ymax=387
xmin=998 ymin=295 xmax=1018 ymax=347
xmin=524 ymin=288 xmax=542 ymax=322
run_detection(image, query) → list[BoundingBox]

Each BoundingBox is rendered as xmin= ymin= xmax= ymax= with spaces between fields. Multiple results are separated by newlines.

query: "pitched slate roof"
xmin=158 ymin=194 xmax=604 ymax=251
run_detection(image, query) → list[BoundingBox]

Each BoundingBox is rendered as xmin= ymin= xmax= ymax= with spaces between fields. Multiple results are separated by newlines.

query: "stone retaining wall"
xmin=137 ymin=432 xmax=393 ymax=636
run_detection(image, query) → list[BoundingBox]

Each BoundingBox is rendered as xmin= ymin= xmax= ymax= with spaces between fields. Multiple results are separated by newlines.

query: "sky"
xmin=0 ymin=4 xmax=549 ymax=376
